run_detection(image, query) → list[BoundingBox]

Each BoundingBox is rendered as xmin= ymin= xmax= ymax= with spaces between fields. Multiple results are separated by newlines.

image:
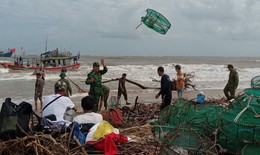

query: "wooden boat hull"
xmin=0 ymin=52 xmax=13 ymax=57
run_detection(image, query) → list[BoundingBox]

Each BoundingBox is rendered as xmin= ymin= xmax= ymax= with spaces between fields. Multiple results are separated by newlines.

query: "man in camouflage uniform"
xmin=223 ymin=64 xmax=239 ymax=100
xmin=58 ymin=71 xmax=72 ymax=97
xmin=100 ymin=84 xmax=110 ymax=110
xmin=85 ymin=58 xmax=108 ymax=112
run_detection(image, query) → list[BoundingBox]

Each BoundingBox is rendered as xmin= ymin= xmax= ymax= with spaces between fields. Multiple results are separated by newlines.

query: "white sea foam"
xmin=0 ymin=68 xmax=8 ymax=73
xmin=0 ymin=62 xmax=260 ymax=89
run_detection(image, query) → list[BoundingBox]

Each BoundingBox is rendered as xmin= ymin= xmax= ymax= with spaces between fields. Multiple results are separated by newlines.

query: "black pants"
xmin=161 ymin=93 xmax=172 ymax=110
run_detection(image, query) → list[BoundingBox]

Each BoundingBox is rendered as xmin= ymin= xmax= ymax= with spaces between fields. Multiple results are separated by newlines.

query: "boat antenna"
xmin=45 ymin=33 xmax=48 ymax=52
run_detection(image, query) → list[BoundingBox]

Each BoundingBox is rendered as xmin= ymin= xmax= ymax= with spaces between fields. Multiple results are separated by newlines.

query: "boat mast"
xmin=45 ymin=34 xmax=48 ymax=52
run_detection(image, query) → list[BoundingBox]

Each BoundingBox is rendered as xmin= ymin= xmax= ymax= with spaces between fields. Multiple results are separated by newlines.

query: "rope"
xmin=250 ymin=106 xmax=260 ymax=118
xmin=135 ymin=22 xmax=143 ymax=29
xmin=67 ymin=76 xmax=86 ymax=93
xmin=234 ymin=95 xmax=253 ymax=123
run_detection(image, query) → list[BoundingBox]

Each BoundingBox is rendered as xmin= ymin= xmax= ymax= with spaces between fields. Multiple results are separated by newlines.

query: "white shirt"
xmin=42 ymin=94 xmax=75 ymax=121
xmin=73 ymin=112 xmax=103 ymax=124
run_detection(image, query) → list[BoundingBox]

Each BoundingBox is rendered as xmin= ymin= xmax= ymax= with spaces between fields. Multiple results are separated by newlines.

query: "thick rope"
xmin=234 ymin=95 xmax=253 ymax=123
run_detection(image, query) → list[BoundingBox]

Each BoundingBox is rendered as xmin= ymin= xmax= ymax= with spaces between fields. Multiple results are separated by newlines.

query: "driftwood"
xmin=150 ymin=72 xmax=197 ymax=91
xmin=102 ymin=78 xmax=160 ymax=89
xmin=1 ymin=96 xmax=226 ymax=155
xmin=126 ymin=79 xmax=159 ymax=89
xmin=102 ymin=78 xmax=119 ymax=83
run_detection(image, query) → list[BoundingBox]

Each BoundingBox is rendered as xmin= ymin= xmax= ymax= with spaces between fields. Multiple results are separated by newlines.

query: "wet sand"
xmin=71 ymin=88 xmax=242 ymax=113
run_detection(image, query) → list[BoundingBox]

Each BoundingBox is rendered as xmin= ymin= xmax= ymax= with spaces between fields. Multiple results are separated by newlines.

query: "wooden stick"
xmin=67 ymin=76 xmax=87 ymax=93
xmin=73 ymin=136 xmax=88 ymax=155
xmin=102 ymin=78 xmax=160 ymax=89
xmin=102 ymin=78 xmax=119 ymax=83
xmin=125 ymin=79 xmax=159 ymax=89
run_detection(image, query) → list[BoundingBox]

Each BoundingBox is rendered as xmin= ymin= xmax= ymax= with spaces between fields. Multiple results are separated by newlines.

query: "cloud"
xmin=1 ymin=0 xmax=260 ymax=56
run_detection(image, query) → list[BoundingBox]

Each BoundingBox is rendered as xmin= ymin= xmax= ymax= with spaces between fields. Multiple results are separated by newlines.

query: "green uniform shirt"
xmin=227 ymin=69 xmax=239 ymax=88
xmin=58 ymin=78 xmax=72 ymax=97
xmin=101 ymin=85 xmax=110 ymax=100
xmin=85 ymin=66 xmax=108 ymax=95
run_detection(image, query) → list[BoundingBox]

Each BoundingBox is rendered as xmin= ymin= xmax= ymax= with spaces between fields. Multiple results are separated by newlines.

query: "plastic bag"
xmin=64 ymin=107 xmax=75 ymax=121
xmin=93 ymin=121 xmax=118 ymax=139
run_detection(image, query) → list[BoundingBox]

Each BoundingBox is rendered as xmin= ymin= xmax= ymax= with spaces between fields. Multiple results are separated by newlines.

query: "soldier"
xmin=223 ymin=64 xmax=239 ymax=100
xmin=100 ymin=85 xmax=110 ymax=110
xmin=58 ymin=71 xmax=72 ymax=97
xmin=85 ymin=59 xmax=108 ymax=112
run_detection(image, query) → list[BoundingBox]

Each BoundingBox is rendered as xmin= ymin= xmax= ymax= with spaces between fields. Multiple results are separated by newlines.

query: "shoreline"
xmin=71 ymin=88 xmax=243 ymax=113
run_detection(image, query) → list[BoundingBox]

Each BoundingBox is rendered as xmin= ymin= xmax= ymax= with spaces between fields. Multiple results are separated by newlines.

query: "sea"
xmin=0 ymin=56 xmax=260 ymax=108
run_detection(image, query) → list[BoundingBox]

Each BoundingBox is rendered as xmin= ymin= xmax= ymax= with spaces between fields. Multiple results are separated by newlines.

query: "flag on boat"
xmin=9 ymin=48 xmax=16 ymax=53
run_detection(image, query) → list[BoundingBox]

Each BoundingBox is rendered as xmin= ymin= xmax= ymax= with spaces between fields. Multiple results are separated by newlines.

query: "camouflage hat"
xmin=93 ymin=62 xmax=100 ymax=67
xmin=54 ymin=81 xmax=67 ymax=92
xmin=59 ymin=71 xmax=66 ymax=78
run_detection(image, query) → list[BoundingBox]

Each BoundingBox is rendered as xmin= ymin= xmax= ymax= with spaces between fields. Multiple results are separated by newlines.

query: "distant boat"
xmin=0 ymin=48 xmax=15 ymax=57
xmin=0 ymin=48 xmax=80 ymax=71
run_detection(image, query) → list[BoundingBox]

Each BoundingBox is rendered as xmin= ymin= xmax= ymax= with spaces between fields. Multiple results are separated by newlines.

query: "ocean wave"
xmin=248 ymin=59 xmax=260 ymax=62
xmin=0 ymin=63 xmax=260 ymax=89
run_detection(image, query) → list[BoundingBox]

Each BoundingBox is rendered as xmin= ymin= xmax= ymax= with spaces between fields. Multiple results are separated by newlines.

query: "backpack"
xmin=0 ymin=98 xmax=33 ymax=140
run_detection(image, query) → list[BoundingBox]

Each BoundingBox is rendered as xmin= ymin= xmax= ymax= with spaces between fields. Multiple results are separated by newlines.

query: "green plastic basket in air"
xmin=251 ymin=75 xmax=260 ymax=89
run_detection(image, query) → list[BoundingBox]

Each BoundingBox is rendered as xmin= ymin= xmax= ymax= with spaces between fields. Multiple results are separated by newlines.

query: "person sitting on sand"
xmin=42 ymin=81 xmax=77 ymax=122
xmin=73 ymin=96 xmax=103 ymax=124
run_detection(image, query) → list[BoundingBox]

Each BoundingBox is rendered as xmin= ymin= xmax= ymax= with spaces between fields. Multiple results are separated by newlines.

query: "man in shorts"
xmin=34 ymin=72 xmax=44 ymax=111
xmin=117 ymin=73 xmax=130 ymax=105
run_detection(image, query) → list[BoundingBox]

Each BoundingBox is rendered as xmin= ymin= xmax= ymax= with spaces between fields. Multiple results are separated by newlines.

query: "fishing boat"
xmin=0 ymin=48 xmax=15 ymax=57
xmin=1 ymin=48 xmax=80 ymax=71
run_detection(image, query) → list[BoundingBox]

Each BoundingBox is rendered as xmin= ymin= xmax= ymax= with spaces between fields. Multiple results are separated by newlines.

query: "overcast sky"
xmin=1 ymin=0 xmax=260 ymax=56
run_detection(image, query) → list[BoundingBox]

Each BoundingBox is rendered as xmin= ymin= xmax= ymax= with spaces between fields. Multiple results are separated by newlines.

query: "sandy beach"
xmin=71 ymin=88 xmax=240 ymax=113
